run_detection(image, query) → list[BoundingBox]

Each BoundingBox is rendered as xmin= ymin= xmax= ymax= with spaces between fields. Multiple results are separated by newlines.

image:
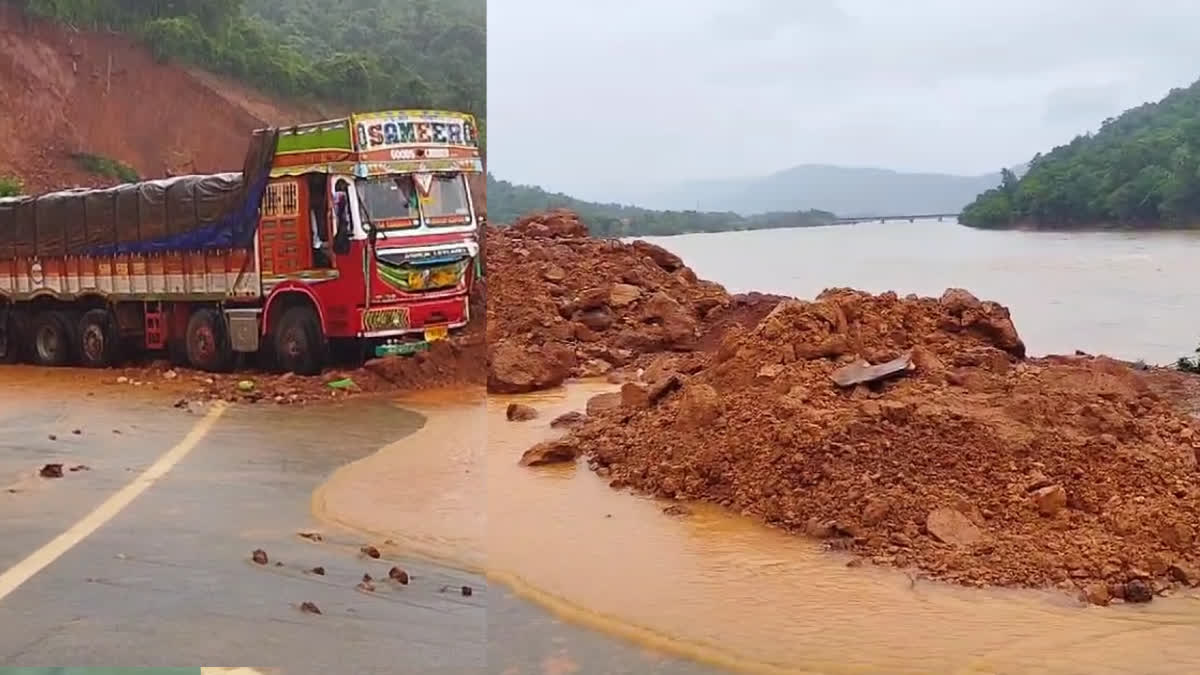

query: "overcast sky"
xmin=488 ymin=0 xmax=1200 ymax=201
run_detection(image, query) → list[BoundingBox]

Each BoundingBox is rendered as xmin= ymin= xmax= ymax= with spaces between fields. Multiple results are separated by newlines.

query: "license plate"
xmin=424 ymin=325 xmax=449 ymax=342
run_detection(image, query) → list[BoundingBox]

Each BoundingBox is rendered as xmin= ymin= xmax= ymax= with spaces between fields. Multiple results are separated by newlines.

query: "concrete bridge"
xmin=834 ymin=213 xmax=960 ymax=225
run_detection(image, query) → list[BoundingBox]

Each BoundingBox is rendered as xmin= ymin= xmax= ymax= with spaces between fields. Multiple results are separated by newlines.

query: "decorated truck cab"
xmin=0 ymin=110 xmax=483 ymax=374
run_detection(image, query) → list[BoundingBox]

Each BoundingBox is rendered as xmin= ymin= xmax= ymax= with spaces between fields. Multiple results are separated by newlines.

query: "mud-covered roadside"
xmin=494 ymin=209 xmax=1200 ymax=606
xmin=3 ymin=322 xmax=484 ymax=406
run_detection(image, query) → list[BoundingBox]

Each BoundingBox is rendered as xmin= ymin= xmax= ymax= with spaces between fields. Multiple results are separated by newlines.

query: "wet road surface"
xmin=0 ymin=388 xmax=485 ymax=673
xmin=0 ymin=375 xmax=719 ymax=674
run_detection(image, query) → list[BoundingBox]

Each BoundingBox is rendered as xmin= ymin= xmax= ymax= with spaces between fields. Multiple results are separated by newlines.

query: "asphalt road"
xmin=0 ymin=378 xmax=717 ymax=675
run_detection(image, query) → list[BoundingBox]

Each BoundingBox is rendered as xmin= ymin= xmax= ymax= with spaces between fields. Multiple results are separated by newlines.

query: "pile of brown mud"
xmin=535 ymin=287 xmax=1200 ymax=604
xmin=486 ymin=209 xmax=777 ymax=393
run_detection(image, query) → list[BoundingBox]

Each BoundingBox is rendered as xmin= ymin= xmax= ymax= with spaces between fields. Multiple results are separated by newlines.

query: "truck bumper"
xmin=357 ymin=294 xmax=469 ymax=339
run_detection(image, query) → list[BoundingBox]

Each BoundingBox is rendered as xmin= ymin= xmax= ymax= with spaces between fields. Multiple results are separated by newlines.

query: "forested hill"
xmin=488 ymin=175 xmax=836 ymax=237
xmin=4 ymin=0 xmax=484 ymax=123
xmin=961 ymin=79 xmax=1200 ymax=229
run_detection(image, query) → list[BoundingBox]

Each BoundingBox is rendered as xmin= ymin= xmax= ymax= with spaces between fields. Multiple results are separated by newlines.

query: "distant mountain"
xmin=487 ymin=174 xmax=835 ymax=237
xmin=633 ymin=164 xmax=1025 ymax=217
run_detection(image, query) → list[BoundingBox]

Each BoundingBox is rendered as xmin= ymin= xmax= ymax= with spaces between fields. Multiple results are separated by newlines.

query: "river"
xmin=640 ymin=219 xmax=1200 ymax=365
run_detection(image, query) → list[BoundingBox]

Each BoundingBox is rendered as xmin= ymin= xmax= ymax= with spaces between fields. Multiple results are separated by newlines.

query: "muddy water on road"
xmin=316 ymin=383 xmax=1200 ymax=674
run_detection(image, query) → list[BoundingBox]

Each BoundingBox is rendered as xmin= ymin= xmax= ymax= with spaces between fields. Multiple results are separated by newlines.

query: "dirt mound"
xmin=554 ymin=287 xmax=1200 ymax=603
xmin=486 ymin=209 xmax=737 ymax=392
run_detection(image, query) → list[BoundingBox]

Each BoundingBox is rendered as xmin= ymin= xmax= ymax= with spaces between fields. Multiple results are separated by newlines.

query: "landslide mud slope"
xmin=0 ymin=8 xmax=329 ymax=191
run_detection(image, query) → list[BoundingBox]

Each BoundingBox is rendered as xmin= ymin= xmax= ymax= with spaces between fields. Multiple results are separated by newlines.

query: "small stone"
xmin=846 ymin=558 xmax=864 ymax=568
xmin=310 ymin=566 xmax=326 ymax=575
xmin=299 ymin=601 xmax=321 ymax=614
xmin=1168 ymin=562 xmax=1200 ymax=587
xmin=1033 ymin=485 xmax=1067 ymax=517
xmin=357 ymin=580 xmax=376 ymax=592
xmin=389 ymin=566 xmax=409 ymax=584
xmin=505 ymin=403 xmax=538 ymax=421
xmin=520 ymin=439 xmax=581 ymax=466
xmin=71 ymin=429 xmax=81 ymax=435
xmin=298 ymin=532 xmax=323 ymax=542
xmin=1082 ymin=582 xmax=1111 ymax=606
xmin=362 ymin=573 xmax=373 ymax=583
xmin=1124 ymin=579 xmax=1154 ymax=603
xmin=461 ymin=585 xmax=473 ymax=597
xmin=251 ymin=549 xmax=268 ymax=565
xmin=926 ymin=507 xmax=983 ymax=546
xmin=549 ymin=411 xmax=587 ymax=428
xmin=862 ymin=497 xmax=891 ymax=527
xmin=805 ymin=517 xmax=837 ymax=539
xmin=586 ymin=392 xmax=622 ymax=415
xmin=662 ymin=504 xmax=693 ymax=517
xmin=39 ymin=463 xmax=64 ymax=478
xmin=47 ymin=434 xmax=57 ymax=441
xmin=360 ymin=545 xmax=381 ymax=559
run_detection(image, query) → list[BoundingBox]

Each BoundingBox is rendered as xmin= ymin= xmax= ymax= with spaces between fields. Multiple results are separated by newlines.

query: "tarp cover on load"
xmin=0 ymin=129 xmax=279 ymax=258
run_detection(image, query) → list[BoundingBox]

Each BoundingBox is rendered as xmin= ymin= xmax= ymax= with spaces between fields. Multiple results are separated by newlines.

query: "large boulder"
xmin=488 ymin=340 xmax=576 ymax=393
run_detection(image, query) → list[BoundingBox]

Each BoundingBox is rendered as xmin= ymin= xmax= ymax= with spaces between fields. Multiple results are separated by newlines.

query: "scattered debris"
xmin=68 ymin=464 xmax=90 ymax=472
xmin=831 ymin=352 xmax=914 ymax=388
xmin=39 ymin=463 xmax=63 ymax=478
xmin=388 ymin=566 xmax=409 ymax=584
xmin=506 ymin=403 xmax=538 ymax=421
xmin=251 ymin=549 xmax=268 ymax=565
xmin=550 ymin=410 xmax=587 ymax=428
xmin=662 ymin=504 xmax=693 ymax=517
xmin=356 ymin=580 xmax=376 ymax=592
xmin=297 ymin=532 xmax=323 ymax=542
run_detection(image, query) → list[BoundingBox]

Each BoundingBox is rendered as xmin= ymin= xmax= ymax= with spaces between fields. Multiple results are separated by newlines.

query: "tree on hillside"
xmin=962 ymin=79 xmax=1200 ymax=229
xmin=487 ymin=174 xmax=836 ymax=237
xmin=4 ymin=0 xmax=484 ymax=119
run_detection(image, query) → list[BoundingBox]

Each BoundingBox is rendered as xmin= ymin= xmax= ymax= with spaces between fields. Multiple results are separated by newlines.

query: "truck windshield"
xmin=356 ymin=174 xmax=472 ymax=230
xmin=421 ymin=174 xmax=472 ymax=226
xmin=357 ymin=176 xmax=420 ymax=229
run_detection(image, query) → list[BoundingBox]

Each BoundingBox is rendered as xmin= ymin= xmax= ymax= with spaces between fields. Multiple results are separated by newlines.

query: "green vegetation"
xmin=71 ymin=153 xmax=139 ymax=183
xmin=0 ymin=175 xmax=22 ymax=197
xmin=488 ymin=174 xmax=836 ymax=237
xmin=4 ymin=0 xmax=484 ymax=120
xmin=962 ymin=79 xmax=1200 ymax=229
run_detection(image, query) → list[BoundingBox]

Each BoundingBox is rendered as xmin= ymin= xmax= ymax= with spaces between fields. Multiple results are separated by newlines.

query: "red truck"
xmin=0 ymin=110 xmax=483 ymax=374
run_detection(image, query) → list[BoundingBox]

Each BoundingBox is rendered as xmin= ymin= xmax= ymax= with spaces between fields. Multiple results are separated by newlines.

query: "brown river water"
xmin=315 ymin=223 xmax=1200 ymax=673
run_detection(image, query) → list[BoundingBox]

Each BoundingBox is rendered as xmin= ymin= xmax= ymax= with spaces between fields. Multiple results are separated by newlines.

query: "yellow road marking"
xmin=0 ymin=402 xmax=227 ymax=602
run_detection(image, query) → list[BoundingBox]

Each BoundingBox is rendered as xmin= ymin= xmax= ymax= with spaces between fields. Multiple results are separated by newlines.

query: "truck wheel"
xmin=0 ymin=313 xmax=23 ymax=364
xmin=273 ymin=306 xmax=326 ymax=376
xmin=78 ymin=309 xmax=120 ymax=368
xmin=185 ymin=308 xmax=233 ymax=373
xmin=29 ymin=311 xmax=76 ymax=367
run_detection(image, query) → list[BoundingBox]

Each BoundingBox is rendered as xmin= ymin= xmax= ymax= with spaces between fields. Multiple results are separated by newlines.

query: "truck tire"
xmin=29 ymin=311 xmax=76 ymax=367
xmin=185 ymin=307 xmax=234 ymax=373
xmin=0 ymin=313 xmax=23 ymax=364
xmin=78 ymin=309 xmax=120 ymax=368
xmin=273 ymin=306 xmax=326 ymax=376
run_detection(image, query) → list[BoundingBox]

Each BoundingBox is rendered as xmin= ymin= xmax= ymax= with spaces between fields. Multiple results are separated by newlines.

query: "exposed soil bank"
xmin=497 ymin=209 xmax=1200 ymax=605
xmin=486 ymin=210 xmax=776 ymax=393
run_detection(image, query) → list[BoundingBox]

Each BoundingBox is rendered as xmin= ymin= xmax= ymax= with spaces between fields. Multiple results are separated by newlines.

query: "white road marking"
xmin=0 ymin=402 xmax=227 ymax=602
